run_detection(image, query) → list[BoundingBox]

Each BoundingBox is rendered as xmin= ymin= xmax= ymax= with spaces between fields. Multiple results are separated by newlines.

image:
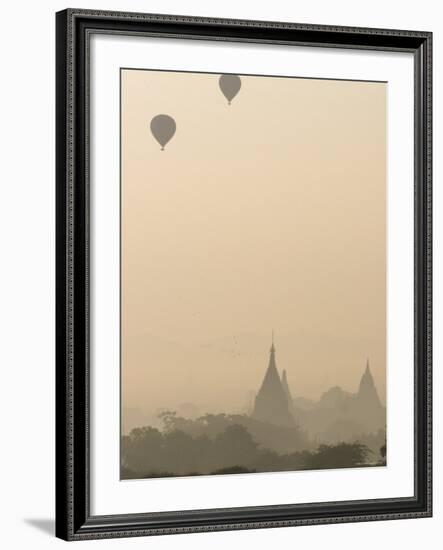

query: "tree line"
xmin=121 ymin=414 xmax=383 ymax=479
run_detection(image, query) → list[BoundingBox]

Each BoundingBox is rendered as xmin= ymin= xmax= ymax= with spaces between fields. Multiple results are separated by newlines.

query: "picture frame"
xmin=55 ymin=8 xmax=432 ymax=541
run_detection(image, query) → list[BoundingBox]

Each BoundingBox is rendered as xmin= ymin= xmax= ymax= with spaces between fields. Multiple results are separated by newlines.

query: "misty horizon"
xmin=122 ymin=334 xmax=385 ymax=435
xmin=122 ymin=331 xmax=385 ymax=416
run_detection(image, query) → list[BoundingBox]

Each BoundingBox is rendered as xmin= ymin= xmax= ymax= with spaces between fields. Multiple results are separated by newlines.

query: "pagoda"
xmin=252 ymin=336 xmax=294 ymax=427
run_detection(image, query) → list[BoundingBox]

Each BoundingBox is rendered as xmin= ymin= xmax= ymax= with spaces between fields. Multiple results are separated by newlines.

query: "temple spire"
xmin=267 ymin=332 xmax=277 ymax=372
xmin=358 ymin=357 xmax=381 ymax=408
xmin=252 ymin=333 xmax=294 ymax=427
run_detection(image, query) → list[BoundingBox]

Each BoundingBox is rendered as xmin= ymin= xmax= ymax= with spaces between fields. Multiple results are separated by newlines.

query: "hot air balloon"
xmin=150 ymin=114 xmax=176 ymax=150
xmin=219 ymin=74 xmax=241 ymax=105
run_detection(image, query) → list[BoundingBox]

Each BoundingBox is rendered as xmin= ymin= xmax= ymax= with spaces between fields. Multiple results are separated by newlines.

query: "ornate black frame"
xmin=55 ymin=8 xmax=432 ymax=541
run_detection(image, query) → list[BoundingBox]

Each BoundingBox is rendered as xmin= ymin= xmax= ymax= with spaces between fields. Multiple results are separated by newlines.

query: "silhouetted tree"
xmin=305 ymin=442 xmax=370 ymax=469
xmin=213 ymin=424 xmax=258 ymax=470
xmin=122 ymin=426 xmax=164 ymax=473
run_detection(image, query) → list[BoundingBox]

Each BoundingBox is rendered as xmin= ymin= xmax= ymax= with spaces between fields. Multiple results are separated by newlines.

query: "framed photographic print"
xmin=55 ymin=9 xmax=432 ymax=540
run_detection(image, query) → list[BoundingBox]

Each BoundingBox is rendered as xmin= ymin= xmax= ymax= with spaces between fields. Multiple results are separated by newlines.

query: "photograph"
xmin=120 ymin=69 xmax=387 ymax=480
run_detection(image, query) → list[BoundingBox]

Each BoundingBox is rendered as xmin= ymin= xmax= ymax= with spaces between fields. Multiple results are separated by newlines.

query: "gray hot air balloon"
xmin=150 ymin=114 xmax=176 ymax=150
xmin=219 ymin=74 xmax=241 ymax=105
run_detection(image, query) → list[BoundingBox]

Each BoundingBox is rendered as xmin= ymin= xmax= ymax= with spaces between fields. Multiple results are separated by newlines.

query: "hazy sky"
xmin=121 ymin=69 xmax=386 ymax=420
